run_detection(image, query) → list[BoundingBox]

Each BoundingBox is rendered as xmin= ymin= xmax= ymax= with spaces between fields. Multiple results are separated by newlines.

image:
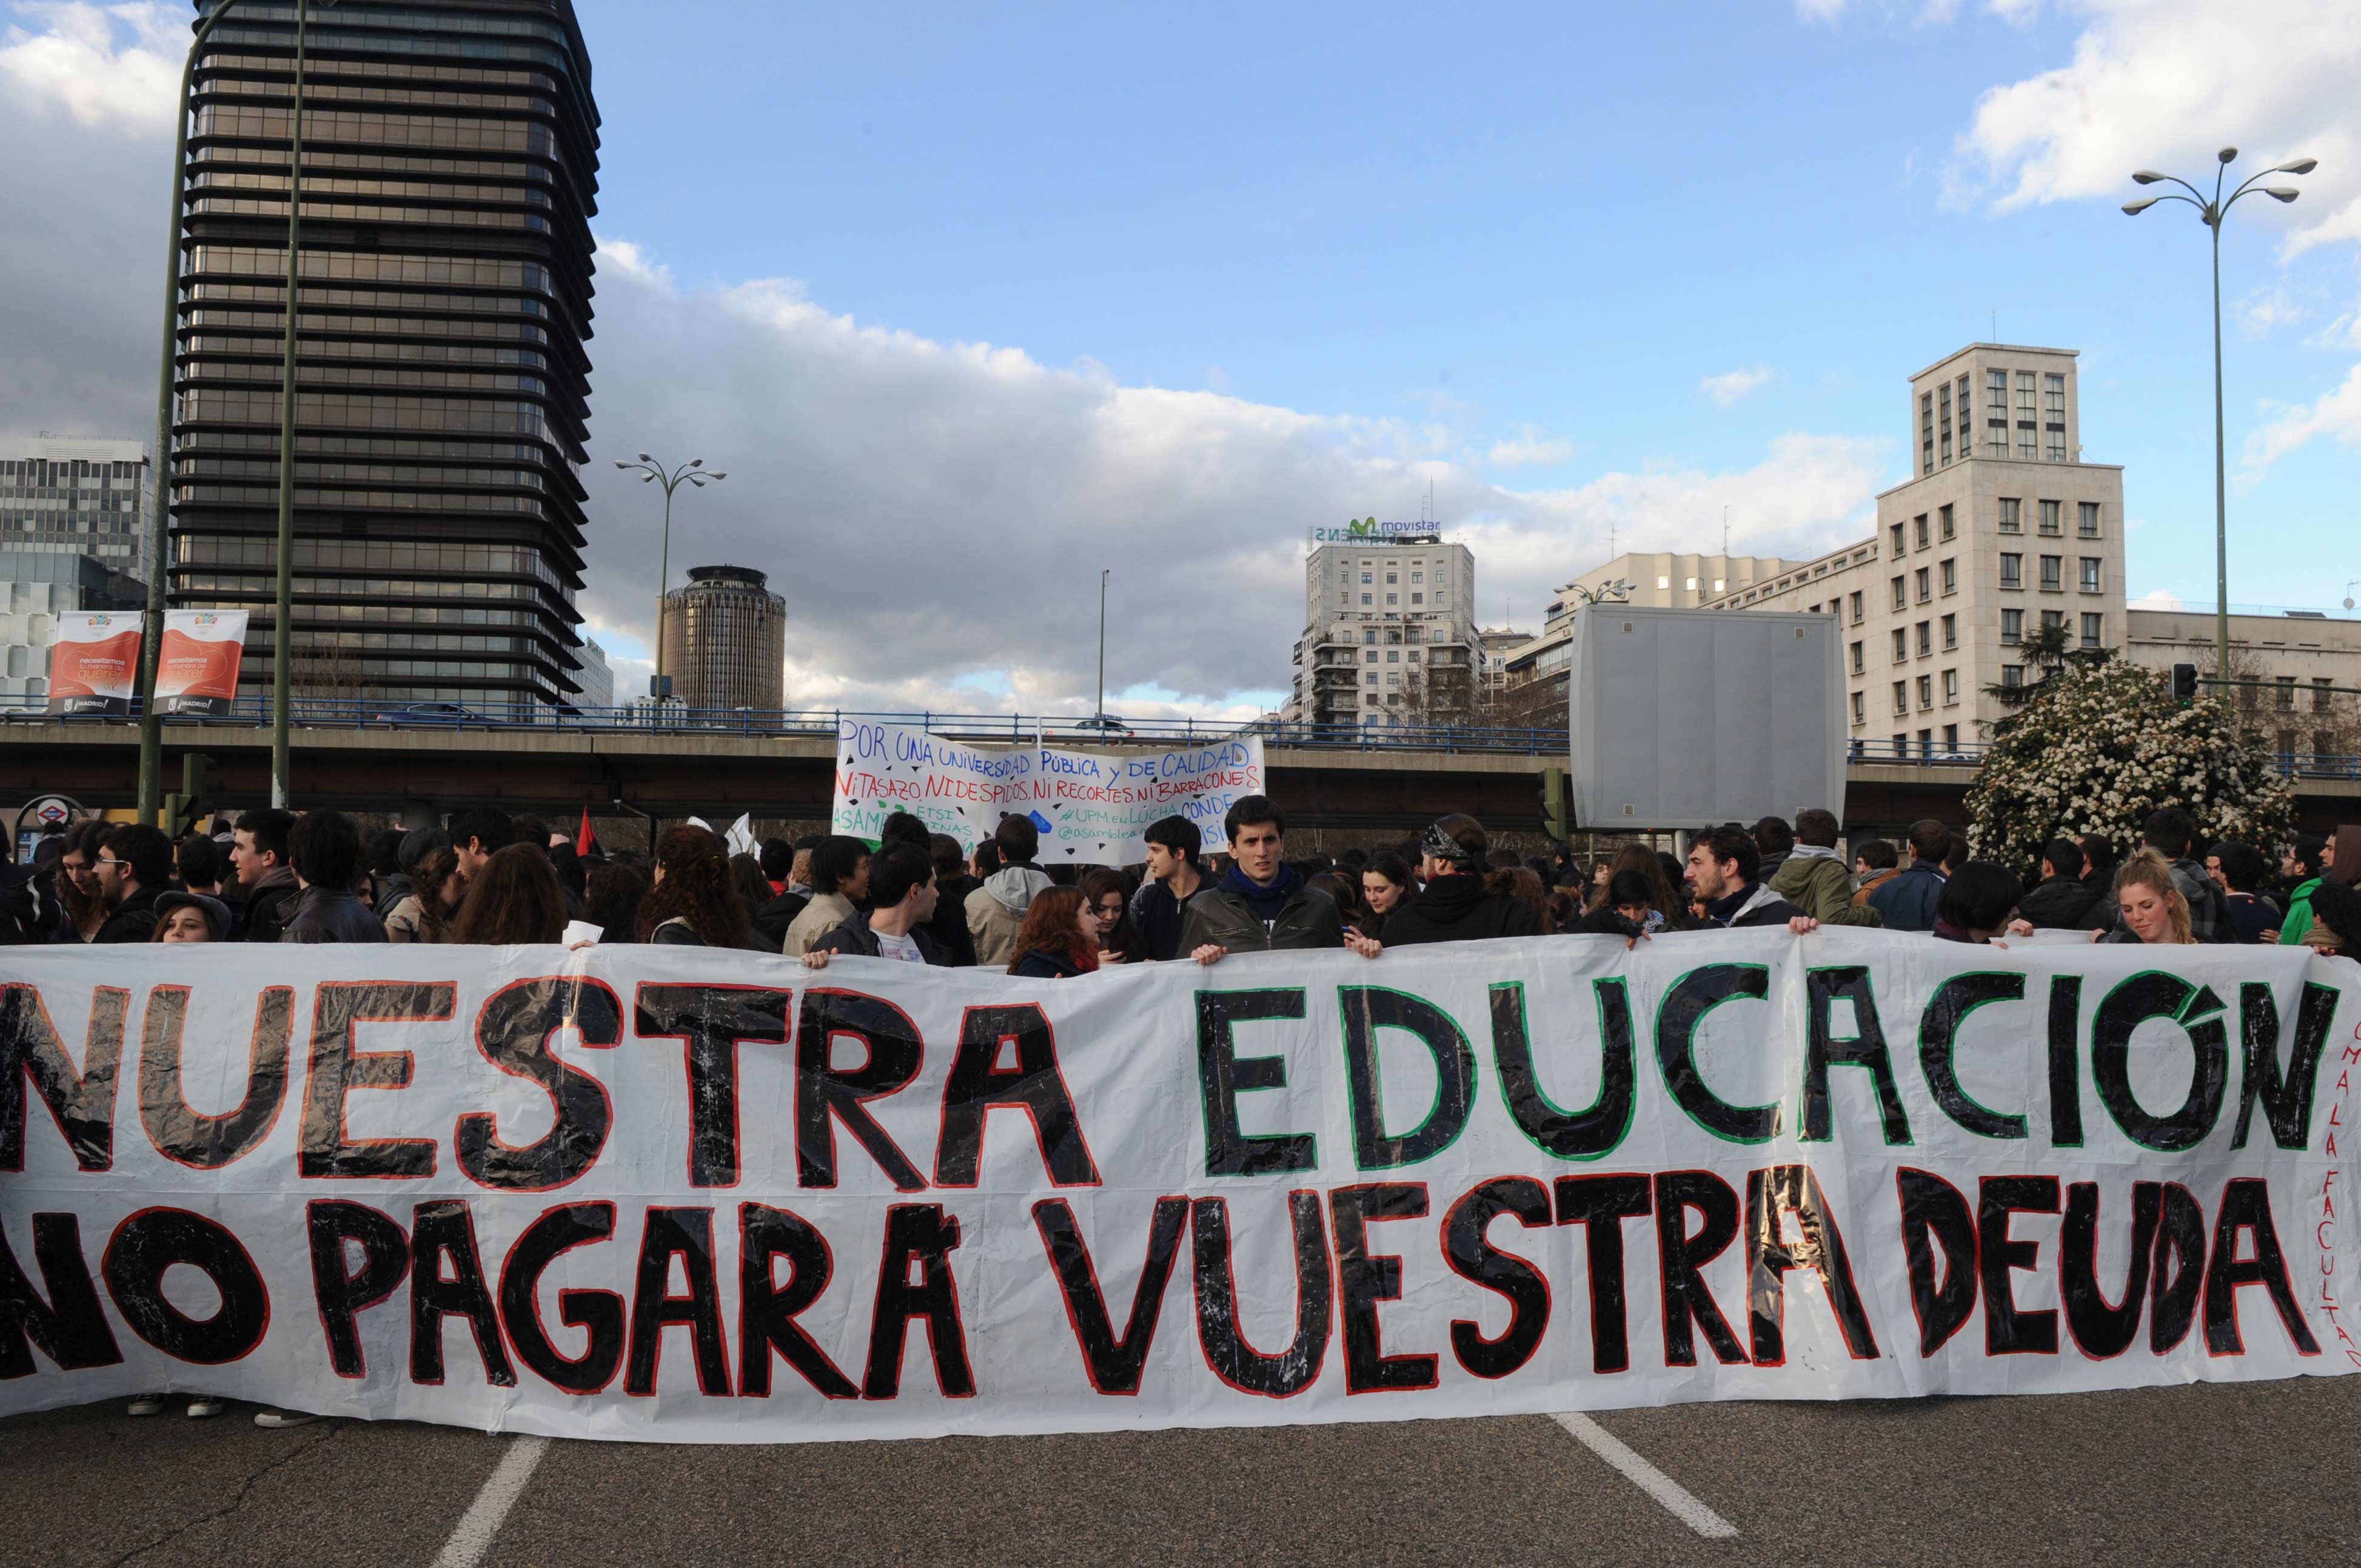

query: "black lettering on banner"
xmin=139 ymin=987 xmax=292 ymax=1170
xmin=1339 ymin=989 xmax=1475 ymax=1170
xmin=0 ymin=1213 xmax=121 ymax=1378
xmin=1745 ymin=1165 xmax=1879 ymax=1365
xmin=1654 ymin=967 xmax=1780 ymax=1144
xmin=458 ymin=977 xmax=623 ymax=1192
xmin=739 ymin=1203 xmax=857 ymax=1399
xmin=409 ymin=1199 xmax=515 ymax=1387
xmin=1194 ymin=990 xmax=1314 ymax=1178
xmin=795 ymin=989 xmax=925 ymax=1192
xmin=1443 ymin=1176 xmax=1552 ymax=1380
xmin=2202 ymin=1178 xmax=2319 ymax=1356
xmin=101 ymin=1208 xmax=268 ymax=1365
xmin=300 ymin=982 xmax=454 ymax=1179
xmin=1554 ymin=1173 xmax=1653 ymax=1374
xmin=2090 ymin=974 xmax=2228 ymax=1153
xmin=1653 ymin=1171 xmax=1748 ymax=1367
xmin=500 ymin=1204 xmax=625 ymax=1396
xmin=634 ymin=985 xmax=790 ymax=1190
xmin=628 ymin=1207 xmax=731 ymax=1396
xmin=1895 ymin=1168 xmax=1977 ymax=1356
xmin=863 ymin=1204 xmax=974 ymax=1399
xmin=1190 ymin=1192 xmax=1331 ymax=1398
xmin=2232 ymin=982 xmax=2335 ymax=1150
xmin=2149 ymin=1182 xmax=2206 ymax=1354
xmin=2058 ymin=1182 xmax=2158 ymax=1360
xmin=0 ymin=983 xmax=126 ymax=1171
xmin=2047 ymin=976 xmax=2085 ymax=1147
xmin=306 ymin=1199 xmax=409 ymax=1379
xmin=1030 ymin=1197 xmax=1188 ymax=1396
xmin=1328 ymin=1182 xmax=1436 ymax=1393
xmin=1800 ymin=968 xmax=1911 ymax=1144
xmin=937 ymin=1005 xmax=1099 ymax=1188
xmin=1489 ymin=980 xmax=1634 ymax=1161
xmin=1918 ymin=973 xmax=2030 ymax=1140
xmin=1978 ymin=1175 xmax=2061 ymax=1356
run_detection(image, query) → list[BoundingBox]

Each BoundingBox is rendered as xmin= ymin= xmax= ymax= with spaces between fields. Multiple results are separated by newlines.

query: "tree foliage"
xmin=1963 ymin=657 xmax=2295 ymax=874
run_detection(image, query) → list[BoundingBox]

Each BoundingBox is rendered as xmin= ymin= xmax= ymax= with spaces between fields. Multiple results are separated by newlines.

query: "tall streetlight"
xmin=1094 ymin=568 xmax=1110 ymax=725
xmin=2123 ymin=147 xmax=2317 ymax=696
xmin=1566 ymin=578 xmax=1635 ymax=609
xmin=614 ymin=455 xmax=725 ymax=700
xmin=135 ymin=0 xmax=336 ymax=820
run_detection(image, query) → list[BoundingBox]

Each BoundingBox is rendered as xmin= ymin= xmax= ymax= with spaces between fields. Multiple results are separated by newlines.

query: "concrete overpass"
xmin=4 ymin=721 xmax=2354 ymax=841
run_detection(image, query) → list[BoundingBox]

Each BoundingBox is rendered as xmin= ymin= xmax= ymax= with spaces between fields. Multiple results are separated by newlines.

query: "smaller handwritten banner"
xmin=831 ymin=719 xmax=1265 ymax=862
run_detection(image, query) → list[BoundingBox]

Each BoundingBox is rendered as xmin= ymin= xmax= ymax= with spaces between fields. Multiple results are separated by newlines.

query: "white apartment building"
xmin=2122 ymin=607 xmax=2361 ymax=759
xmin=0 ymin=437 xmax=151 ymax=578
xmin=1700 ymin=344 xmax=2127 ymax=757
xmin=1290 ymin=532 xmax=1481 ymax=727
xmin=1503 ymin=552 xmax=1801 ymax=701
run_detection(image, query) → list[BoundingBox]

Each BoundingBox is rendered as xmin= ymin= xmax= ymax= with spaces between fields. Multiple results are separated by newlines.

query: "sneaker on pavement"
xmin=252 ymin=1409 xmax=319 ymax=1428
xmin=126 ymin=1395 xmax=167 ymax=1418
xmin=186 ymin=1398 xmax=226 ymax=1419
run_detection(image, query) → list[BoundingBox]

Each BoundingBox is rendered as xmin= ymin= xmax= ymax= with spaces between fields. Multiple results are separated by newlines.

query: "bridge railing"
xmin=8 ymin=699 xmax=2360 ymax=777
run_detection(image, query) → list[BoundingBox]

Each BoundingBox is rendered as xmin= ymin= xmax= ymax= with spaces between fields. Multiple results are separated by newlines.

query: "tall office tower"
xmin=0 ymin=438 xmax=152 ymax=575
xmin=660 ymin=565 xmax=788 ymax=711
xmin=167 ymin=0 xmax=600 ymax=709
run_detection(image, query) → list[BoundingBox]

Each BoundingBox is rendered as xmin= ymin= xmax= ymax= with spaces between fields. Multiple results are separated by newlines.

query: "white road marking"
xmin=1552 ymin=1411 xmax=1738 ymax=1539
xmin=430 ymin=1433 xmax=552 ymax=1568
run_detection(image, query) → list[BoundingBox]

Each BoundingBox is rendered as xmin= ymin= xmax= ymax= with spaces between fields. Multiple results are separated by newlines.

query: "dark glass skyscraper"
xmin=168 ymin=0 xmax=600 ymax=709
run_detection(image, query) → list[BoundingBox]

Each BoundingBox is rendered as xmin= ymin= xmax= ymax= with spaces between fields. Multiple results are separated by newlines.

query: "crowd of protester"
xmin=2 ymin=796 xmax=2356 ymax=967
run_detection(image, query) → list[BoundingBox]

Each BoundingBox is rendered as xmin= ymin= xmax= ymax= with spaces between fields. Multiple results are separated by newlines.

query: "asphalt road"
xmin=5 ymin=1376 xmax=2354 ymax=1567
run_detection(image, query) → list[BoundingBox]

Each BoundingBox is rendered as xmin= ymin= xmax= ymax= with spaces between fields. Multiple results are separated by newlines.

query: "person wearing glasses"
xmin=92 ymin=825 xmax=174 ymax=945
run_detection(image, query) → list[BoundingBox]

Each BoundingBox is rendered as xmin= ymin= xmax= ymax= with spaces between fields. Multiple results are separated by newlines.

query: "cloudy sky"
xmin=4 ymin=0 xmax=2358 ymax=715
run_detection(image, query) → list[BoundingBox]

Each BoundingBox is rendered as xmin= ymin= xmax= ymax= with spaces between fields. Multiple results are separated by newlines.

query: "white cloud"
xmin=1700 ymin=366 xmax=1775 ymax=407
xmin=0 ymin=2 xmax=1892 ymax=719
xmin=1949 ymin=0 xmax=2359 ymax=249
xmin=2237 ymin=284 xmax=2303 ymax=337
xmin=2132 ymin=587 xmax=2185 ymax=611
xmin=1485 ymin=427 xmax=1575 ymax=467
xmin=1794 ymin=0 xmax=1848 ymax=20
xmin=0 ymin=2 xmax=181 ymax=130
xmin=2242 ymin=363 xmax=2361 ymax=478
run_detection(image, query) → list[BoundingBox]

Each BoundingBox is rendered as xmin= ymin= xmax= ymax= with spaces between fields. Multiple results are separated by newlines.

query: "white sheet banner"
xmin=830 ymin=718 xmax=1265 ymax=862
xmin=1 ymin=933 xmax=2354 ymax=1444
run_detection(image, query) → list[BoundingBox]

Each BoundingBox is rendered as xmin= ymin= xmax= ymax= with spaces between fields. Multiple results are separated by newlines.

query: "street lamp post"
xmin=133 ymin=0 xmax=337 ymax=819
xmin=2124 ymin=147 xmax=2317 ymax=697
xmin=614 ymin=456 xmax=725 ymax=702
xmin=1566 ymin=578 xmax=1635 ymax=609
xmin=1094 ymin=568 xmax=1109 ymax=724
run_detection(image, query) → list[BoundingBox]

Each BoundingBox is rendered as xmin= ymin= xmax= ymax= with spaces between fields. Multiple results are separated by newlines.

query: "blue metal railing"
xmin=9 ymin=699 xmax=2360 ymax=777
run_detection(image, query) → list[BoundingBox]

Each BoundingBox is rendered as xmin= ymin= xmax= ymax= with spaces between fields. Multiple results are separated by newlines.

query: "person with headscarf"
xmin=1371 ymin=816 xmax=1545 ymax=948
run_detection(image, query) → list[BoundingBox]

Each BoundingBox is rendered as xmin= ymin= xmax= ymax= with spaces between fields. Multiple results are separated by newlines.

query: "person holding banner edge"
xmin=1181 ymin=795 xmax=1365 ymax=964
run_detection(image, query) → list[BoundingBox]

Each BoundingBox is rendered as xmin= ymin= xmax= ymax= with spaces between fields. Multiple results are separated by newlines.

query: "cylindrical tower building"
xmin=660 ymin=564 xmax=785 ymax=710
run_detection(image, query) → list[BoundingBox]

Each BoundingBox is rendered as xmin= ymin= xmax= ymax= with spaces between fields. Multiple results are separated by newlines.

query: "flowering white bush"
xmin=1963 ymin=660 xmax=2294 ymax=873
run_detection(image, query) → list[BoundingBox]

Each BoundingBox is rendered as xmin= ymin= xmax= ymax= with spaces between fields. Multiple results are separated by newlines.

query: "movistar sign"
xmin=1311 ymin=517 xmax=1443 ymax=544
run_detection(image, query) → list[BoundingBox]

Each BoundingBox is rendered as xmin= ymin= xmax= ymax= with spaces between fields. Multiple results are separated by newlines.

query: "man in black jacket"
xmin=1687 ymin=826 xmax=1818 ymax=931
xmin=806 ymin=843 xmax=949 ymax=967
xmin=2018 ymin=838 xmax=2104 ymax=930
xmin=282 ymin=811 xmax=389 ymax=944
xmin=1378 ymin=815 xmax=1543 ymax=947
xmin=92 ymin=825 xmax=173 ymax=943
xmin=231 ymin=808 xmax=301 ymax=943
xmin=1133 ymin=814 xmax=1208 ymax=962
xmin=1178 ymin=796 xmax=1356 ymax=962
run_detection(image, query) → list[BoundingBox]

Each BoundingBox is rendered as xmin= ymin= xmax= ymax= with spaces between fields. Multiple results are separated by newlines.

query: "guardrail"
xmin=0 ymin=700 xmax=1567 ymax=756
xmin=10 ymin=701 xmax=2360 ymax=779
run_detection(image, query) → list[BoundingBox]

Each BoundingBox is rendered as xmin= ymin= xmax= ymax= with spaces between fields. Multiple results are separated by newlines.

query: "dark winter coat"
xmin=93 ymin=886 xmax=161 ymax=945
xmin=1378 ymin=874 xmax=1545 ymax=947
xmin=1866 ymin=861 xmax=1946 ymax=933
xmin=282 ymin=887 xmax=389 ymax=944
xmin=2017 ymin=875 xmax=2104 ymax=931
xmin=814 ymin=911 xmax=951 ymax=965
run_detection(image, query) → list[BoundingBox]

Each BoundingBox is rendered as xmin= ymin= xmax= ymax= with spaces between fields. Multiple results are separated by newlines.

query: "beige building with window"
xmin=1698 ymin=344 xmax=2127 ymax=756
xmin=1502 ymin=552 xmax=1800 ymax=705
xmin=1290 ymin=532 xmax=1482 ymax=726
xmin=2122 ymin=607 xmax=2361 ymax=760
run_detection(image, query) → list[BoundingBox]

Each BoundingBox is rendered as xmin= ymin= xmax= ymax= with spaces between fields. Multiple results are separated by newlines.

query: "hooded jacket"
xmin=966 ymin=865 xmax=1053 ymax=970
xmin=1176 ymin=869 xmax=1344 ymax=955
xmin=1867 ymin=860 xmax=1945 ymax=933
xmin=2018 ymin=874 xmax=2104 ymax=931
xmin=1768 ymin=846 xmax=1881 ymax=928
xmin=1702 ymin=881 xmax=1804 ymax=930
xmin=1378 ymin=873 xmax=1543 ymax=947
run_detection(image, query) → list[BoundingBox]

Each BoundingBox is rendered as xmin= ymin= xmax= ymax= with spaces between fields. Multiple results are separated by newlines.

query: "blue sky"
xmin=4 ymin=1 xmax=2357 ymax=711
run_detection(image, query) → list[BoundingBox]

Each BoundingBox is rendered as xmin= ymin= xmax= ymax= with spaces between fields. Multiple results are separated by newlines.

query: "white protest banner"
xmin=831 ymin=717 xmax=1265 ymax=862
xmin=0 ymin=933 xmax=2353 ymax=1445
